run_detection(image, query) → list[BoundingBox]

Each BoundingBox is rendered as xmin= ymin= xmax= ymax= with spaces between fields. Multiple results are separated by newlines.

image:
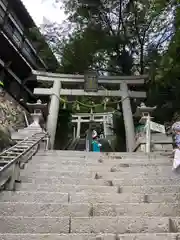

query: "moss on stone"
xmin=0 ymin=126 xmax=15 ymax=151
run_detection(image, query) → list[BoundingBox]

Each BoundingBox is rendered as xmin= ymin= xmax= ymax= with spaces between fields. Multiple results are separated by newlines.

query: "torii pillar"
xmin=46 ymin=79 xmax=61 ymax=149
xmin=120 ymin=81 xmax=135 ymax=152
xmin=76 ymin=116 xmax=81 ymax=138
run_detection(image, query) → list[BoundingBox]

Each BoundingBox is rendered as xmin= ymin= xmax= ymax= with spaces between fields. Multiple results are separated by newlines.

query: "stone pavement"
xmin=0 ymin=150 xmax=180 ymax=239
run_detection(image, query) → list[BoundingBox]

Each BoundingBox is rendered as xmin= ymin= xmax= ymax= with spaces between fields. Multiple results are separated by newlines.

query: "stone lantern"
xmin=135 ymin=103 xmax=156 ymax=153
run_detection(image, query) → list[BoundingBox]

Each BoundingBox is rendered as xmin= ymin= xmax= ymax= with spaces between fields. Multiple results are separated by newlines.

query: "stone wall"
xmin=0 ymin=91 xmax=30 ymax=151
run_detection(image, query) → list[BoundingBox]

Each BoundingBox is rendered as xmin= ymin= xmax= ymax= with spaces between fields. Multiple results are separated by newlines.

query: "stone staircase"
xmin=0 ymin=150 xmax=180 ymax=239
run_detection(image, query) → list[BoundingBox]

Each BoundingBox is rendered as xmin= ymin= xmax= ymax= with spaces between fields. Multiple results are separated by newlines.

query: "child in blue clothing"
xmin=92 ymin=130 xmax=102 ymax=152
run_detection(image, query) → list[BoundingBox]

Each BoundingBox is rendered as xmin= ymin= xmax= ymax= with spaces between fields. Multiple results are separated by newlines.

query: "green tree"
xmin=57 ymin=0 xmax=174 ymax=75
xmin=27 ymin=27 xmax=60 ymax=72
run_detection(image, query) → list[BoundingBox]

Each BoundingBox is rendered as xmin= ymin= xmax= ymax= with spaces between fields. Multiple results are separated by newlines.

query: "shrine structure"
xmin=31 ymin=70 xmax=147 ymax=151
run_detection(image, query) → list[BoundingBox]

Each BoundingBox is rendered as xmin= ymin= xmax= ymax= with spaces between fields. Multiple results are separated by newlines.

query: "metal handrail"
xmin=23 ymin=111 xmax=29 ymax=126
xmin=67 ymin=137 xmax=80 ymax=150
xmin=0 ymin=132 xmax=48 ymax=173
xmin=63 ymin=138 xmax=74 ymax=150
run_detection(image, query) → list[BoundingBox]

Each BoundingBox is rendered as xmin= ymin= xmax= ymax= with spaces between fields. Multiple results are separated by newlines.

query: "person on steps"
xmin=172 ymin=123 xmax=180 ymax=170
xmin=92 ymin=130 xmax=102 ymax=152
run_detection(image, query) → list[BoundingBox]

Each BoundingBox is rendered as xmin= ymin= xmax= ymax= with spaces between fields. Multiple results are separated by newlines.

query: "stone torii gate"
xmin=72 ymin=112 xmax=114 ymax=139
xmin=32 ymin=70 xmax=147 ymax=151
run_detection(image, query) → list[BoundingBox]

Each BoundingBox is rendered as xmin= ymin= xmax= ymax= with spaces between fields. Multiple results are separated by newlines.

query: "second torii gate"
xmin=72 ymin=112 xmax=114 ymax=138
xmin=32 ymin=70 xmax=147 ymax=152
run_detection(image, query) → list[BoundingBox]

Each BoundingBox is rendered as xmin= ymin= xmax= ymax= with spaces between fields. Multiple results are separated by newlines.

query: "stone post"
xmin=120 ymin=81 xmax=135 ymax=152
xmin=73 ymin=126 xmax=76 ymax=139
xmin=47 ymin=79 xmax=61 ymax=149
xmin=103 ymin=115 xmax=107 ymax=138
xmin=76 ymin=116 xmax=81 ymax=138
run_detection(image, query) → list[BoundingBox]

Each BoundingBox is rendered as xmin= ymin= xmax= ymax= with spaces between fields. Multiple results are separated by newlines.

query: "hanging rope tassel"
xmin=117 ymin=103 xmax=120 ymax=110
xmin=76 ymin=103 xmax=80 ymax=111
xmin=63 ymin=102 xmax=66 ymax=109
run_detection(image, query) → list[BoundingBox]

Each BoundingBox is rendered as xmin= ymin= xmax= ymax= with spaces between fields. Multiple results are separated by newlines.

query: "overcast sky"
xmin=21 ymin=0 xmax=66 ymax=25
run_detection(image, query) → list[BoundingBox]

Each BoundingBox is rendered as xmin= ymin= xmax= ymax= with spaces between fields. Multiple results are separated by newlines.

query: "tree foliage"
xmin=40 ymin=0 xmax=179 ymax=134
xmin=49 ymin=0 xmax=175 ymax=76
xmin=27 ymin=27 xmax=60 ymax=72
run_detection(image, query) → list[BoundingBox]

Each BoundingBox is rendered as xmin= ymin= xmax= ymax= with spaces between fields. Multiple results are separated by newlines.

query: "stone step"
xmin=36 ymin=150 xmax=150 ymax=156
xmin=21 ymin=170 xmax=93 ymax=178
xmin=71 ymin=217 xmax=179 ymax=233
xmin=16 ymin=183 xmax=118 ymax=193
xmin=24 ymin=165 xmax=113 ymax=172
xmin=71 ymin=192 xmax=180 ymax=204
xmin=0 ymin=216 xmax=179 ymax=234
xmin=24 ymin=163 xmax=174 ymax=171
xmin=92 ymin=203 xmax=180 ymax=217
xmin=112 ymin=177 xmax=180 ymax=186
xmin=1 ymin=191 xmax=180 ymax=204
xmin=32 ymin=155 xmax=170 ymax=163
xmin=0 ymin=202 xmax=180 ymax=217
xmin=0 ymin=191 xmax=69 ymax=203
xmin=20 ymin=175 xmax=180 ymax=186
xmin=25 ymin=164 xmax=173 ymax=173
xmin=20 ymin=167 xmax=178 ymax=179
xmin=0 ymin=216 xmax=69 ymax=233
xmin=20 ymin=176 xmax=108 ymax=185
xmin=37 ymin=151 xmax=168 ymax=159
xmin=28 ymin=159 xmax=172 ymax=167
xmin=0 ymin=203 xmax=90 ymax=217
xmin=122 ymin=185 xmax=180 ymax=194
xmin=35 ymin=153 xmax=171 ymax=162
xmin=33 ymin=153 xmax=149 ymax=159
xmin=94 ymin=168 xmax=178 ymax=179
xmin=16 ymin=183 xmax=180 ymax=194
xmin=0 ymin=233 xmax=179 ymax=240
xmin=32 ymin=151 xmax=162 ymax=159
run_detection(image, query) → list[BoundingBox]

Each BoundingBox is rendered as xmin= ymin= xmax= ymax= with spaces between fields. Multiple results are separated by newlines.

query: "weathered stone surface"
xmin=0 ymin=217 xmax=69 ymax=233
xmin=21 ymin=170 xmax=93 ymax=178
xmin=93 ymin=203 xmax=180 ymax=217
xmin=29 ymin=158 xmax=172 ymax=166
xmin=20 ymin=176 xmax=108 ymax=185
xmin=0 ymin=92 xmax=28 ymax=130
xmin=32 ymin=155 xmax=171 ymax=165
xmin=95 ymin=166 xmax=178 ymax=179
xmin=113 ymin=177 xmax=180 ymax=186
xmin=0 ymin=126 xmax=15 ymax=151
xmin=0 ymin=233 xmax=179 ymax=240
xmin=19 ymin=175 xmax=180 ymax=186
xmin=122 ymin=185 xmax=180 ymax=194
xmin=0 ymin=203 xmax=90 ymax=217
xmin=16 ymin=183 xmax=117 ymax=193
xmin=21 ymin=165 xmax=177 ymax=180
xmin=25 ymin=164 xmax=174 ymax=173
xmin=0 ymin=191 xmax=68 ymax=203
xmin=0 ymin=150 xmax=178 ymax=238
xmin=0 ymin=234 xmax=115 ymax=240
xmin=1 ymin=202 xmax=179 ymax=218
xmin=71 ymin=192 xmax=180 ymax=204
xmin=71 ymin=217 xmax=170 ymax=233
xmin=0 ymin=92 xmax=30 ymax=150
